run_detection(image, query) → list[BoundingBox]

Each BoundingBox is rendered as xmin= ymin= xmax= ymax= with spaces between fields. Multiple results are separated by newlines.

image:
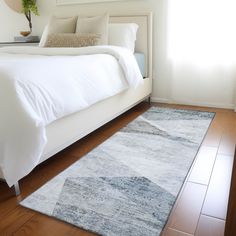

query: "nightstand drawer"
xmin=0 ymin=42 xmax=39 ymax=47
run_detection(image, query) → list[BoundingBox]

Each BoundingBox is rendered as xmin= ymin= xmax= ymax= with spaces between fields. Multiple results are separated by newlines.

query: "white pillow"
xmin=108 ymin=23 xmax=139 ymax=53
xmin=39 ymin=16 xmax=77 ymax=47
xmin=76 ymin=13 xmax=109 ymax=45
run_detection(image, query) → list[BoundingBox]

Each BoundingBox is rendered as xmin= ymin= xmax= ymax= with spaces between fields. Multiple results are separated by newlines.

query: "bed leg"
xmin=14 ymin=182 xmax=21 ymax=196
xmin=148 ymin=96 xmax=151 ymax=105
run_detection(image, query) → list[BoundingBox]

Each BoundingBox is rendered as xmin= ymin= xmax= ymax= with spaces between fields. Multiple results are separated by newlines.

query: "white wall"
xmin=0 ymin=0 xmax=235 ymax=109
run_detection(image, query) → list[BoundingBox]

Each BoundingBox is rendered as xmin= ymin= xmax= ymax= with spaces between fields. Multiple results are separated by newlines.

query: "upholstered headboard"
xmin=110 ymin=12 xmax=153 ymax=78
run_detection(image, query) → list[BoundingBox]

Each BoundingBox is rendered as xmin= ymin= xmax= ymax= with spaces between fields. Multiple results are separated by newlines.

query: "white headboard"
xmin=110 ymin=12 xmax=153 ymax=78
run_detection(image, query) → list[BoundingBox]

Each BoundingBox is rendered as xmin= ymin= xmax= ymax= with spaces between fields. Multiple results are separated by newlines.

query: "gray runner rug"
xmin=20 ymin=107 xmax=214 ymax=236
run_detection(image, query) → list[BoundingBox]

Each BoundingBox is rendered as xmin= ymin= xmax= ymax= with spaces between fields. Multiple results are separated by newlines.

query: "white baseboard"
xmin=151 ymin=97 xmax=235 ymax=110
xmin=151 ymin=97 xmax=170 ymax=104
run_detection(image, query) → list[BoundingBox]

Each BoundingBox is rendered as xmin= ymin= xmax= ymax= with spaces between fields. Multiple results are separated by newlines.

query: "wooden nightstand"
xmin=0 ymin=41 xmax=39 ymax=47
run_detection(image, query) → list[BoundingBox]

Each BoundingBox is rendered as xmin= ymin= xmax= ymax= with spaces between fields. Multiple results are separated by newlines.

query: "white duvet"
xmin=0 ymin=45 xmax=143 ymax=186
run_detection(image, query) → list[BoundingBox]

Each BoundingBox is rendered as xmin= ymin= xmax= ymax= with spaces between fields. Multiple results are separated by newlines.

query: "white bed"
xmin=0 ymin=13 xmax=153 ymax=194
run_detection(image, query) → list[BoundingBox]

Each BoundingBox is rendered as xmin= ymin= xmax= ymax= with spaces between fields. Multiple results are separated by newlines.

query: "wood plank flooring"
xmin=225 ymin=148 xmax=236 ymax=236
xmin=0 ymin=102 xmax=235 ymax=236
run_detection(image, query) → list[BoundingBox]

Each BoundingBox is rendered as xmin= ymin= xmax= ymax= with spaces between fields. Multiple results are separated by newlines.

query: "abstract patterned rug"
xmin=20 ymin=107 xmax=214 ymax=236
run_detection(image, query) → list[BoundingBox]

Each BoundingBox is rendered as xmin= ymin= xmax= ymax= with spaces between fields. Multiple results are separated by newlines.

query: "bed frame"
xmin=1 ymin=12 xmax=153 ymax=195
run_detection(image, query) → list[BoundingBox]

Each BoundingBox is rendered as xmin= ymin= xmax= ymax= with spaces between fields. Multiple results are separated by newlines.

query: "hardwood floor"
xmin=0 ymin=102 xmax=235 ymax=236
xmin=225 ymin=149 xmax=236 ymax=236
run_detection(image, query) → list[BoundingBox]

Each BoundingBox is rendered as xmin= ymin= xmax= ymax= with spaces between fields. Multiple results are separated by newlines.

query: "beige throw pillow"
xmin=44 ymin=33 xmax=101 ymax=48
xmin=39 ymin=16 xmax=77 ymax=47
xmin=76 ymin=13 xmax=109 ymax=45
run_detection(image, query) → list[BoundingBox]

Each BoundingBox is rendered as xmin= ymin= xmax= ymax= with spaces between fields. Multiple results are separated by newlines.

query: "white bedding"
xmin=0 ymin=46 xmax=143 ymax=186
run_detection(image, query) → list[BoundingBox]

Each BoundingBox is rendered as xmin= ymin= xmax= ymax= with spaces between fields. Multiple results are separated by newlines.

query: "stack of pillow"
xmin=39 ymin=13 xmax=139 ymax=53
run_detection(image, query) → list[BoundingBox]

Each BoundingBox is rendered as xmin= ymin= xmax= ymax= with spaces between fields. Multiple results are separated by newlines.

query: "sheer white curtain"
xmin=167 ymin=0 xmax=236 ymax=110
